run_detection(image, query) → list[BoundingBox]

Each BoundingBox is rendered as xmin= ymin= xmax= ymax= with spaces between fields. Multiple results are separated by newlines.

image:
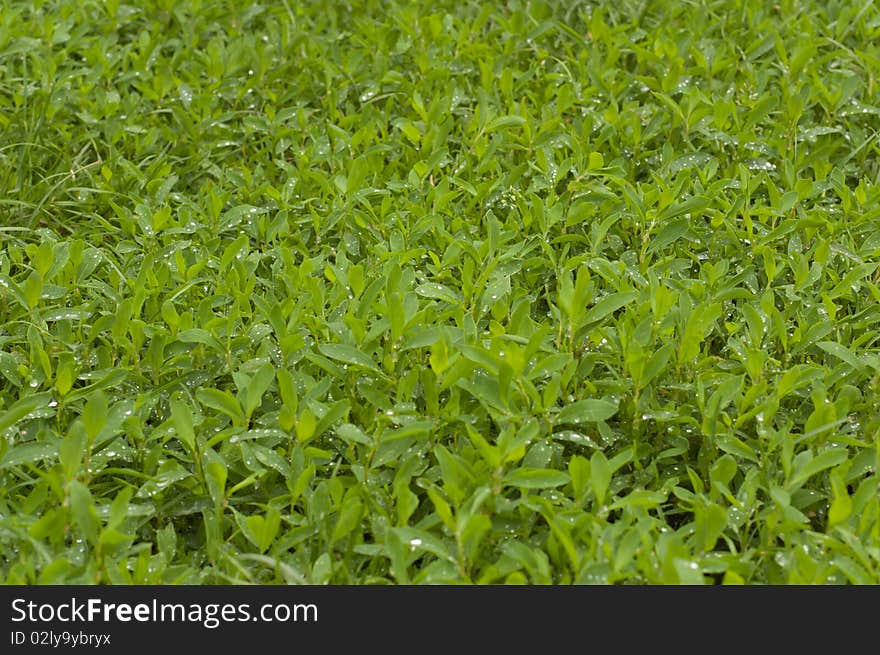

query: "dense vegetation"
xmin=1 ymin=0 xmax=879 ymax=584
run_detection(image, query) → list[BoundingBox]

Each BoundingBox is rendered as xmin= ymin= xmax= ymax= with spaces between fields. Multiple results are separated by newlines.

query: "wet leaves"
xmin=0 ymin=0 xmax=878 ymax=585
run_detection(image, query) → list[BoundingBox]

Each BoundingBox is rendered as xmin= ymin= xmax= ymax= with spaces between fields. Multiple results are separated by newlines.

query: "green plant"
xmin=1 ymin=0 xmax=878 ymax=585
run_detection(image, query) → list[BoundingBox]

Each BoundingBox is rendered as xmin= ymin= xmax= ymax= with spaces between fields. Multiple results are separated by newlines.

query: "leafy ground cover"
xmin=1 ymin=0 xmax=879 ymax=584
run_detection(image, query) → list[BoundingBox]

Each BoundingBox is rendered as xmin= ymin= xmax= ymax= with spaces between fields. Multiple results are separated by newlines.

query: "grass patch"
xmin=1 ymin=0 xmax=879 ymax=584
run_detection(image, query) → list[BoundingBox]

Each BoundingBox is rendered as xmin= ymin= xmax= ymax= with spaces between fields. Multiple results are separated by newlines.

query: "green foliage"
xmin=1 ymin=0 xmax=879 ymax=584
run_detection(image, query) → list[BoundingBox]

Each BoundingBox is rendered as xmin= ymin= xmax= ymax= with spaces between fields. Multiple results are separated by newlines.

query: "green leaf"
xmin=789 ymin=448 xmax=849 ymax=488
xmin=557 ymin=399 xmax=618 ymax=425
xmin=610 ymin=489 xmax=667 ymax=510
xmin=479 ymin=275 xmax=511 ymax=312
xmin=828 ymin=488 xmax=852 ymax=528
xmin=318 ymin=343 xmax=381 ymax=374
xmin=642 ymin=343 xmax=675 ymax=386
xmin=590 ymin=451 xmax=611 ymax=506
xmin=0 ymin=392 xmax=51 ymax=435
xmin=59 ymin=424 xmax=87 ymax=481
xmin=197 ymin=388 xmax=245 ymax=425
xmin=242 ymin=508 xmax=282 ymax=553
xmin=312 ymin=400 xmax=351 ymax=439
xmin=485 ymin=115 xmax=525 ymax=133
xmin=170 ymin=398 xmax=196 ymax=452
xmin=715 ymin=436 xmax=759 ymax=463
xmin=817 ymin=341 xmax=868 ymax=373
xmin=244 ymin=362 xmax=275 ymax=418
xmin=657 ymin=195 xmax=710 ymax=222
xmin=415 ymin=282 xmax=462 ymax=304
xmin=0 ymin=442 xmax=58 ymax=470
xmin=107 ymin=487 xmax=134 ymax=530
xmin=82 ymin=391 xmax=107 ymax=441
xmin=0 ymin=273 xmax=29 ymax=310
xmin=582 ymin=291 xmax=637 ymax=325
xmin=177 ymin=328 xmax=223 ymax=352
xmin=296 ymin=407 xmax=317 ymax=443
xmin=332 ymin=496 xmax=364 ymax=543
xmin=647 ymin=219 xmax=695 ymax=253
xmin=68 ymin=480 xmax=100 ymax=546
xmin=679 ymin=302 xmax=722 ymax=364
xmin=220 ymin=205 xmax=266 ymax=232
xmin=694 ymin=503 xmax=728 ymax=552
xmin=22 ymin=271 xmax=43 ymax=308
xmin=503 ymin=468 xmax=570 ymax=489
xmin=568 ymin=455 xmax=591 ymax=498
xmin=205 ymin=460 xmax=228 ymax=509
xmin=336 ymin=423 xmax=372 ymax=446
